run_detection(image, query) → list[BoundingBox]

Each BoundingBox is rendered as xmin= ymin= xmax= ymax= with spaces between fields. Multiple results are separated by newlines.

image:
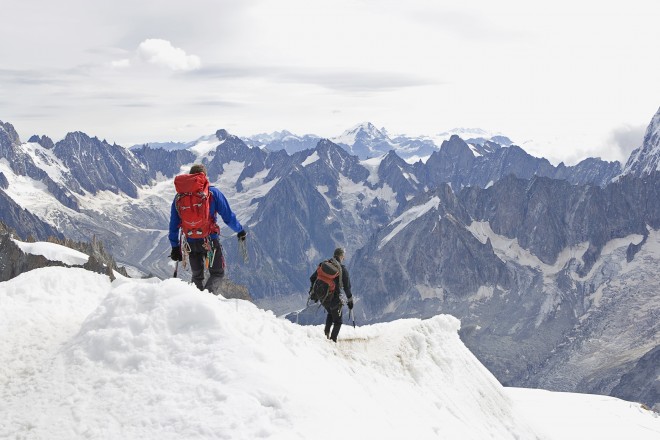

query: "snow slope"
xmin=12 ymin=238 xmax=89 ymax=265
xmin=1 ymin=267 xmax=658 ymax=439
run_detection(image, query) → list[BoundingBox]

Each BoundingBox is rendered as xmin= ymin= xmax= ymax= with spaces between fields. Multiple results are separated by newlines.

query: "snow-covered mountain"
xmin=242 ymin=130 xmax=321 ymax=154
xmin=622 ymin=106 xmax=660 ymax=176
xmin=244 ymin=123 xmax=516 ymax=163
xmin=2 ymin=265 xmax=658 ymax=438
xmin=0 ymin=111 xmax=655 ymax=409
xmin=129 ymin=140 xmax=192 ymax=151
xmin=330 ymin=122 xmax=396 ymax=158
xmin=346 ymin=172 xmax=660 ymax=407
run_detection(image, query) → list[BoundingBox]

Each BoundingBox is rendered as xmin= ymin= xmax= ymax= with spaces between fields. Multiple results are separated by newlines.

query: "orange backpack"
xmin=310 ymin=260 xmax=342 ymax=303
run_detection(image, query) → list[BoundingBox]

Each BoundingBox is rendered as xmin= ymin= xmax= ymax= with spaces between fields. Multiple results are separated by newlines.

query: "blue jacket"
xmin=169 ymin=186 xmax=243 ymax=247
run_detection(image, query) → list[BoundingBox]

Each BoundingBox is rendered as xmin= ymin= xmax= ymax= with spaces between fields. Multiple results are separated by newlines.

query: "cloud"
xmin=273 ymin=69 xmax=437 ymax=93
xmin=608 ymin=124 xmax=646 ymax=158
xmin=192 ymin=64 xmax=436 ymax=93
xmin=116 ymin=39 xmax=201 ymax=71
xmin=111 ymin=59 xmax=131 ymax=68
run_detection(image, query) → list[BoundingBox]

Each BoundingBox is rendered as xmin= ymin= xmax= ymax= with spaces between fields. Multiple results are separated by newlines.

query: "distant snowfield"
xmin=380 ymin=196 xmax=440 ymax=249
xmin=1 ymin=267 xmax=657 ymax=439
xmin=11 ymin=239 xmax=89 ymax=265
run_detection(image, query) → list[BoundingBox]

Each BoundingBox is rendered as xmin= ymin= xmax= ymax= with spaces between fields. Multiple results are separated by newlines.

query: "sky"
xmin=2 ymin=254 xmax=659 ymax=438
xmin=1 ymin=0 xmax=660 ymax=165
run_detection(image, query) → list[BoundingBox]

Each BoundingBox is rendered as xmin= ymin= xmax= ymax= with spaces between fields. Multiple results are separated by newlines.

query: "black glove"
xmin=170 ymin=246 xmax=182 ymax=261
xmin=347 ymin=298 xmax=354 ymax=310
xmin=237 ymin=230 xmax=247 ymax=242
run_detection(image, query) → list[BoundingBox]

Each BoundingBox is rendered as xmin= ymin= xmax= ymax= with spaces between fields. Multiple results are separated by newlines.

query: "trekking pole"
xmin=349 ymin=308 xmax=356 ymax=328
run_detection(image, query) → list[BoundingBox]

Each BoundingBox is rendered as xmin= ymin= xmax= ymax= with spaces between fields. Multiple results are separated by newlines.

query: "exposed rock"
xmin=28 ymin=134 xmax=55 ymax=149
xmin=0 ymin=190 xmax=63 ymax=241
xmin=610 ymin=346 xmax=660 ymax=411
xmin=215 ymin=278 xmax=252 ymax=301
xmin=53 ymin=132 xmax=151 ymax=198
xmin=131 ymin=146 xmax=196 ymax=178
xmin=0 ymin=233 xmax=65 ymax=281
xmin=621 ymin=106 xmax=660 ymax=177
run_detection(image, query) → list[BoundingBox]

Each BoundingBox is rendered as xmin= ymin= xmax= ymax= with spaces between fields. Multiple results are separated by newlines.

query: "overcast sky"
xmin=1 ymin=0 xmax=659 ymax=165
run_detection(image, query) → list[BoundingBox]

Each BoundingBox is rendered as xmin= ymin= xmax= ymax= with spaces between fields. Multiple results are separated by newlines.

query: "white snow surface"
xmin=301 ymin=151 xmax=320 ymax=167
xmin=17 ymin=142 xmax=70 ymax=184
xmin=360 ymin=154 xmax=386 ymax=185
xmin=379 ymin=196 xmax=441 ymax=249
xmin=1 ymin=267 xmax=658 ymax=439
xmin=11 ymin=238 xmax=89 ymax=266
xmin=189 ymin=136 xmax=224 ymax=161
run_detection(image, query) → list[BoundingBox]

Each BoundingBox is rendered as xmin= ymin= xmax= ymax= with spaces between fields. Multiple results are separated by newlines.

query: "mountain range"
xmin=0 ymin=106 xmax=659 ymax=410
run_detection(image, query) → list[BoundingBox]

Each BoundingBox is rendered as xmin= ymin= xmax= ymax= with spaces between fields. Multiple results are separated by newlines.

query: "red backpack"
xmin=174 ymin=173 xmax=220 ymax=238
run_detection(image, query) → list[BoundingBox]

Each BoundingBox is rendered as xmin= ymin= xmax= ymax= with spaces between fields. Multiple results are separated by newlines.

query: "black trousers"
xmin=187 ymin=238 xmax=225 ymax=294
xmin=323 ymin=295 xmax=343 ymax=342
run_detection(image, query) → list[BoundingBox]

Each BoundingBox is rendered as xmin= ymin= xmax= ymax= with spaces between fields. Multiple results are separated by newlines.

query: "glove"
xmin=237 ymin=230 xmax=247 ymax=242
xmin=170 ymin=246 xmax=182 ymax=261
xmin=347 ymin=298 xmax=354 ymax=310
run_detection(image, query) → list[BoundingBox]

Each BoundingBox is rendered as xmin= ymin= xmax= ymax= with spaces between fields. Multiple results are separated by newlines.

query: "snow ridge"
xmin=1 ymin=267 xmax=659 ymax=439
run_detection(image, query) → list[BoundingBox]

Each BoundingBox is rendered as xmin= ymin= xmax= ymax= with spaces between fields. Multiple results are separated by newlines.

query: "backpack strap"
xmin=329 ymin=258 xmax=343 ymax=292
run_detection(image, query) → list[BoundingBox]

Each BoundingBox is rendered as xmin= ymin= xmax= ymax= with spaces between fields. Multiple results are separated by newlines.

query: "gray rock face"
xmin=622 ymin=106 xmax=660 ymax=177
xmin=53 ymin=132 xmax=151 ymax=198
xmin=610 ymin=346 xmax=660 ymax=410
xmin=0 ymin=233 xmax=63 ymax=281
xmin=351 ymin=186 xmax=512 ymax=321
xmin=377 ymin=151 xmax=424 ymax=211
xmin=129 ymin=141 xmax=191 ymax=152
xmin=0 ymin=227 xmax=126 ymax=282
xmin=246 ymin=170 xmax=343 ymax=298
xmin=0 ymin=172 xmax=7 ymax=189
xmin=28 ymin=134 xmax=55 ymax=149
xmin=554 ymin=157 xmax=622 ymax=186
xmin=0 ymin=124 xmax=80 ymax=210
xmin=458 ymin=174 xmax=660 ymax=272
xmin=422 ymin=137 xmax=620 ymax=190
xmin=0 ymin=120 xmax=21 ymax=147
xmin=0 ymin=191 xmax=63 ymax=241
xmin=132 ymin=146 xmax=196 ymax=178
xmin=424 ymin=135 xmax=477 ymax=189
xmin=347 ymin=174 xmax=660 ymax=409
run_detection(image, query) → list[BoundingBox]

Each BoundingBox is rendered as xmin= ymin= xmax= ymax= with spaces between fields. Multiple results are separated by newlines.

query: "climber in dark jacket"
xmin=309 ymin=247 xmax=354 ymax=342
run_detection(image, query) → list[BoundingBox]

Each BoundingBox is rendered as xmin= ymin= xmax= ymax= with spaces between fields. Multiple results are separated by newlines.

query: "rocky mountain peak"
xmin=641 ymin=106 xmax=660 ymax=158
xmin=0 ymin=120 xmax=21 ymax=150
xmin=54 ymin=131 xmax=150 ymax=198
xmin=215 ymin=129 xmax=231 ymax=141
xmin=28 ymin=134 xmax=55 ymax=149
xmin=346 ymin=122 xmax=384 ymax=138
xmin=621 ymin=106 xmax=660 ymax=177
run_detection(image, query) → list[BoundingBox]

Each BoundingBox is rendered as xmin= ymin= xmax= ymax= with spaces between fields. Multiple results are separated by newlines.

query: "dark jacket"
xmin=169 ymin=186 xmax=243 ymax=247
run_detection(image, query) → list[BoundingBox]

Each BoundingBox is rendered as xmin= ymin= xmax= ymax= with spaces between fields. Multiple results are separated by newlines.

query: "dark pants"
xmin=188 ymin=238 xmax=225 ymax=294
xmin=323 ymin=294 xmax=343 ymax=342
